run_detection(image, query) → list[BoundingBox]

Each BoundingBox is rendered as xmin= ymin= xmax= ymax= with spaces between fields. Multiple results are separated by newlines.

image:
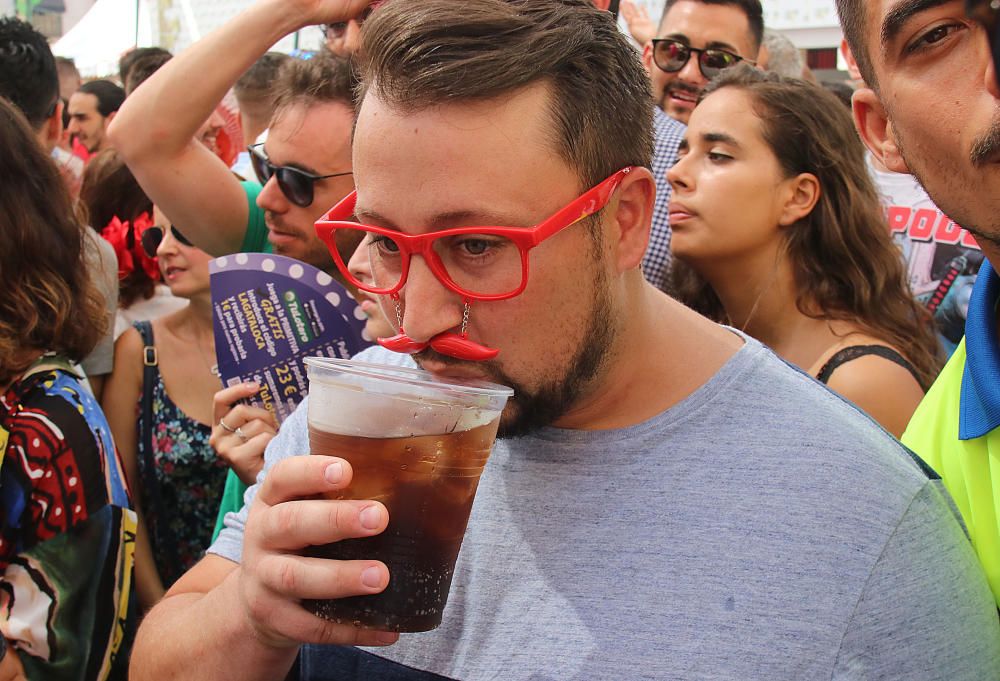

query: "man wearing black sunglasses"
xmin=636 ymin=0 xmax=762 ymax=296
xmin=642 ymin=0 xmax=763 ymax=126
xmin=109 ymin=1 xmax=364 ymax=273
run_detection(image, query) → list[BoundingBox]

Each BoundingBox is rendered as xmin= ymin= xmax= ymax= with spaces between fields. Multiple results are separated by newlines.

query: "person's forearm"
xmin=110 ymin=0 xmax=307 ymax=162
xmin=134 ymin=514 xmax=166 ymax=613
xmin=131 ymin=568 xmax=298 ymax=681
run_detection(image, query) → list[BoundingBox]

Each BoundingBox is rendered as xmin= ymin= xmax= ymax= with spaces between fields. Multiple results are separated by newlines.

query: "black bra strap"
xmin=816 ymin=345 xmax=922 ymax=387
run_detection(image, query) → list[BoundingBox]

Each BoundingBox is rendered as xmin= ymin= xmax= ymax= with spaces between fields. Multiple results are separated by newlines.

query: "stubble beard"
xmin=893 ymin=111 xmax=1000 ymax=250
xmin=412 ymin=235 xmax=618 ymax=439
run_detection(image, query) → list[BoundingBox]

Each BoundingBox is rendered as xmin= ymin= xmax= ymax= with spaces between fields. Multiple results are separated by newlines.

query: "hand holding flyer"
xmin=210 ymin=253 xmax=372 ymax=424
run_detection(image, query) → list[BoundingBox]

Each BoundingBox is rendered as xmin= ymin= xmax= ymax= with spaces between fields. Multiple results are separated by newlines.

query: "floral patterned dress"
xmin=134 ymin=322 xmax=227 ymax=588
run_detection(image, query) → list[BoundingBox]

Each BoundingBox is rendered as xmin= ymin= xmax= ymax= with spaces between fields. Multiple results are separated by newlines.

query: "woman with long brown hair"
xmin=669 ymin=66 xmax=942 ymax=438
xmin=0 ymin=97 xmax=134 ymax=678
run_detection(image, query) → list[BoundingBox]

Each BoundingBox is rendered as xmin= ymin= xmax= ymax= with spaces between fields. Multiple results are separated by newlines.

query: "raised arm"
xmin=108 ymin=0 xmax=373 ymax=256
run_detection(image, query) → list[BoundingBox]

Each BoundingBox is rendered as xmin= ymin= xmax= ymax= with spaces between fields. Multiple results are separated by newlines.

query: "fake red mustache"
xmin=378 ymin=331 xmax=499 ymax=361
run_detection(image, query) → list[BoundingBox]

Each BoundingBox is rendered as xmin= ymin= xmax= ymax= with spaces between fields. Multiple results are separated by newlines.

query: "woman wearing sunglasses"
xmin=102 ymin=207 xmax=231 ymax=612
xmin=669 ymin=67 xmax=942 ymax=438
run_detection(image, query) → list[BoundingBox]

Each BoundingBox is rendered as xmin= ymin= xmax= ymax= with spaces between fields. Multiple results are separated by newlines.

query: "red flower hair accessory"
xmin=101 ymin=213 xmax=161 ymax=282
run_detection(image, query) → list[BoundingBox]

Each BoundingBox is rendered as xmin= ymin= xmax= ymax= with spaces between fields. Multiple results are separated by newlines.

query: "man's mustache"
xmin=378 ymin=331 xmax=499 ymax=361
xmin=971 ymin=119 xmax=1000 ymax=167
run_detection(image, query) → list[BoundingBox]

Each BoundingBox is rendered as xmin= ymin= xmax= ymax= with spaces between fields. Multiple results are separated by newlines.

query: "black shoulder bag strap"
xmin=135 ymin=321 xmax=183 ymax=582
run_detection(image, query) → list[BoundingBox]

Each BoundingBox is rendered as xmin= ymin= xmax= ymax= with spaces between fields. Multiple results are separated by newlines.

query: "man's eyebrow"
xmin=353 ymin=207 xmax=533 ymax=230
xmin=263 ymin=149 xmax=322 ymax=176
xmin=881 ymin=0 xmax=952 ymax=46
xmin=663 ymin=33 xmax=740 ymax=54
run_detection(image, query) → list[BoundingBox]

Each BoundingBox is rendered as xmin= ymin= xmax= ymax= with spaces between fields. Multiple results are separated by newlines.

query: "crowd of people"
xmin=1 ymin=0 xmax=999 ymax=679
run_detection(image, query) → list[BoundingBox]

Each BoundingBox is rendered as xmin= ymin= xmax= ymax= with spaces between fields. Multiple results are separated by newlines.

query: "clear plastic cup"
xmin=302 ymin=357 xmax=513 ymax=632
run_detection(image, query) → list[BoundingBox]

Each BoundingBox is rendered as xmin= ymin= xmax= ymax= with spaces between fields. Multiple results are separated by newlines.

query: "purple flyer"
xmin=210 ymin=253 xmax=373 ymax=423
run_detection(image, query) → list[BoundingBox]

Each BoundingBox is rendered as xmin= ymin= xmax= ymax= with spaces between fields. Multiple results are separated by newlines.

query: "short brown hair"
xmin=271 ymin=54 xmax=357 ymax=118
xmin=0 ymin=98 xmax=106 ymax=384
xmin=661 ymin=0 xmax=765 ymax=52
xmin=235 ymin=52 xmax=291 ymax=100
xmin=356 ymin=0 xmax=653 ymax=189
xmin=835 ymin=0 xmax=877 ymax=88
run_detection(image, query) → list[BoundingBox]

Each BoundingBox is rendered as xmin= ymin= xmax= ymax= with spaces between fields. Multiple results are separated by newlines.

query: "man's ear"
xmin=609 ymin=167 xmax=656 ymax=273
xmin=852 ymin=87 xmax=909 ymax=174
xmin=39 ymin=99 xmax=63 ymax=152
xmin=641 ymin=41 xmax=655 ymax=76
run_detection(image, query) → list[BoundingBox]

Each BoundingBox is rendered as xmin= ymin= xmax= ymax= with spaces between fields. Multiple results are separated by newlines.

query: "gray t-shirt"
xmin=211 ymin=339 xmax=1000 ymax=680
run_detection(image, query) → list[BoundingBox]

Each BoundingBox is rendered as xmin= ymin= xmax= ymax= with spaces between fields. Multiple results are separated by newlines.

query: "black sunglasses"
xmin=651 ymin=38 xmax=753 ymax=80
xmin=141 ymin=224 xmax=193 ymax=258
xmin=248 ymin=143 xmax=352 ymax=208
xmin=967 ymin=0 xmax=1000 ymax=82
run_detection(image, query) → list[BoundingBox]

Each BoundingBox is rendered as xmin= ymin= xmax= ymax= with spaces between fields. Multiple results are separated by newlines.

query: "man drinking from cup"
xmin=129 ymin=1 xmax=1000 ymax=679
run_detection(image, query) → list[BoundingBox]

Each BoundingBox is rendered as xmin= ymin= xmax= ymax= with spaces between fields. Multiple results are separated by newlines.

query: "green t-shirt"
xmin=212 ymin=181 xmax=270 ymax=541
xmin=239 ymin=180 xmax=271 ymax=254
xmin=902 ymin=337 xmax=1000 ymax=606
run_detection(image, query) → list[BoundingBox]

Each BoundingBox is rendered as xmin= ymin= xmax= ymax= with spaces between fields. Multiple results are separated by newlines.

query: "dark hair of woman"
xmin=671 ymin=66 xmax=942 ymax=389
xmin=0 ymin=97 xmax=105 ymax=385
xmin=80 ymin=148 xmax=158 ymax=307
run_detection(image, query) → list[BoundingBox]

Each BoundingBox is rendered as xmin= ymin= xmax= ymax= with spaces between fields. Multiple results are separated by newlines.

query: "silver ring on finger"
xmin=235 ymin=426 xmax=249 ymax=442
xmin=219 ymin=416 xmax=237 ymax=433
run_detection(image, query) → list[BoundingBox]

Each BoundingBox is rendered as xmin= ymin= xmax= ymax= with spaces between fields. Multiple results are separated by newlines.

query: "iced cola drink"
xmin=302 ymin=357 xmax=512 ymax=633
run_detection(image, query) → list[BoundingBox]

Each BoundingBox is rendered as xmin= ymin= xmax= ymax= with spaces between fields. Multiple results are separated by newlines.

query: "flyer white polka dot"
xmin=289 ymin=264 xmax=305 ymax=279
xmin=325 ymin=292 xmax=341 ymax=306
xmin=353 ymin=306 xmax=366 ymax=321
xmin=216 ymin=257 xmax=228 ymax=268
xmin=316 ymin=272 xmax=333 ymax=287
xmin=236 ymin=253 xmax=250 ymax=266
xmin=262 ymin=259 xmax=276 ymax=272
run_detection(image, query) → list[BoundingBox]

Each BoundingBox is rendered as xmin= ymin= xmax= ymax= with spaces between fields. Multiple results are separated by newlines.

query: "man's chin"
xmin=267 ymin=232 xmax=304 ymax=257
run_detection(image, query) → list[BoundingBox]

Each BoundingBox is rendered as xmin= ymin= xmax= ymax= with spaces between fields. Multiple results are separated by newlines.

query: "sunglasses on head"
xmin=141 ymin=224 xmax=193 ymax=258
xmin=967 ymin=0 xmax=1000 ymax=81
xmin=651 ymin=38 xmax=753 ymax=80
xmin=248 ymin=143 xmax=353 ymax=208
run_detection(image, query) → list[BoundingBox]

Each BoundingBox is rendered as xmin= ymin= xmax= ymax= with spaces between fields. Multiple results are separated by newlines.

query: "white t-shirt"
xmin=867 ymin=154 xmax=982 ymax=352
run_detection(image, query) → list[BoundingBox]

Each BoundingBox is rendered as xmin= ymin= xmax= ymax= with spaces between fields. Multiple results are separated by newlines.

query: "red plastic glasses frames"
xmin=314 ymin=166 xmax=634 ymax=302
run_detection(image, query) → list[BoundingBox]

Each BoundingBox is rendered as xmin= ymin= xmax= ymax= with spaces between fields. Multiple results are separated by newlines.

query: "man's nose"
xmin=986 ymin=48 xmax=1000 ymax=99
xmin=678 ymin=53 xmax=706 ymax=86
xmin=398 ymin=255 xmax=464 ymax=342
xmin=256 ymin=175 xmax=289 ymax=213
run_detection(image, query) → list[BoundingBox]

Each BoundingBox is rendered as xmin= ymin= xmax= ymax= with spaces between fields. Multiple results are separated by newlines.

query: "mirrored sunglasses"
xmin=248 ymin=143 xmax=352 ymax=208
xmin=651 ymin=38 xmax=751 ymax=80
